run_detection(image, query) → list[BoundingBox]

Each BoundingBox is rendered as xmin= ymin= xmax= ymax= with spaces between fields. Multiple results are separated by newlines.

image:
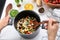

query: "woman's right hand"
xmin=47 ymin=18 xmax=59 ymax=40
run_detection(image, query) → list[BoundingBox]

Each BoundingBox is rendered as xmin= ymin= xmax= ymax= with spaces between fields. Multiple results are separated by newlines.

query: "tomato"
xmin=56 ymin=0 xmax=58 ymax=4
xmin=45 ymin=0 xmax=60 ymax=4
xmin=52 ymin=1 xmax=56 ymax=4
xmin=44 ymin=0 xmax=49 ymax=3
xmin=59 ymin=0 xmax=60 ymax=3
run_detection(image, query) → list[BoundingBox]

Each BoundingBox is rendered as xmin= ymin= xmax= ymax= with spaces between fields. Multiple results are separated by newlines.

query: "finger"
xmin=52 ymin=18 xmax=56 ymax=22
xmin=45 ymin=23 xmax=48 ymax=29
xmin=51 ymin=18 xmax=57 ymax=25
xmin=5 ymin=4 xmax=12 ymax=17
xmin=52 ymin=23 xmax=59 ymax=31
xmin=48 ymin=18 xmax=53 ymax=27
xmin=5 ymin=15 xmax=10 ymax=21
xmin=45 ymin=26 xmax=48 ymax=30
xmin=53 ymin=23 xmax=59 ymax=28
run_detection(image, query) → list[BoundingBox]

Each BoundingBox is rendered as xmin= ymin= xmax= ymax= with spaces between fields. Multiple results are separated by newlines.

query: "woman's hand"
xmin=0 ymin=15 xmax=10 ymax=31
xmin=47 ymin=18 xmax=59 ymax=40
xmin=0 ymin=3 xmax=12 ymax=31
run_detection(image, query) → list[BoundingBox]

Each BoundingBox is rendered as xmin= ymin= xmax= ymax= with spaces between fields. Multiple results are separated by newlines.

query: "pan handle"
xmin=42 ymin=24 xmax=45 ymax=29
xmin=41 ymin=21 xmax=60 ymax=29
xmin=41 ymin=21 xmax=46 ymax=29
xmin=41 ymin=21 xmax=47 ymax=29
xmin=8 ymin=18 xmax=14 ymax=25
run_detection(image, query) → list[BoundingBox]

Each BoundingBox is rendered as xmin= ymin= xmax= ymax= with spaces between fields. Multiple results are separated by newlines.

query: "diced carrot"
xmin=30 ymin=20 xmax=33 ymax=24
xmin=27 ymin=31 xmax=32 ymax=34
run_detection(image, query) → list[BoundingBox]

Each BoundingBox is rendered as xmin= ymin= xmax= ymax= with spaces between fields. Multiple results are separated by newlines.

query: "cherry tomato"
xmin=59 ymin=0 xmax=60 ymax=3
xmin=44 ymin=0 xmax=49 ymax=3
xmin=52 ymin=1 xmax=56 ymax=4
xmin=56 ymin=0 xmax=58 ymax=4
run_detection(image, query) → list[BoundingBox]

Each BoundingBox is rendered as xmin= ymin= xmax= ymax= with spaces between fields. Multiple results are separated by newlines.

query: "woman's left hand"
xmin=0 ymin=15 xmax=10 ymax=31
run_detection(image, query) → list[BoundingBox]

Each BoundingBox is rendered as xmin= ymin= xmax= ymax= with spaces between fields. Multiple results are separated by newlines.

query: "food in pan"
xmin=17 ymin=16 xmax=39 ymax=34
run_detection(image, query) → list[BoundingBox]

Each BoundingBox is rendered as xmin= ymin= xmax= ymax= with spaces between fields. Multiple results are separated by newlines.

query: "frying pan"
xmin=14 ymin=10 xmax=40 ymax=39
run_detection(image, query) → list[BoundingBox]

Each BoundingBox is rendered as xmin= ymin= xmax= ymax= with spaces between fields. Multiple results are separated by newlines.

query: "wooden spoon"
xmin=5 ymin=3 xmax=12 ymax=17
xmin=33 ymin=21 xmax=60 ymax=29
xmin=39 ymin=21 xmax=60 ymax=24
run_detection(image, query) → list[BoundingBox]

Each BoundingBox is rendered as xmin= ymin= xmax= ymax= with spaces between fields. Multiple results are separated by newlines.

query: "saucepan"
xmin=14 ymin=10 xmax=40 ymax=39
xmin=14 ymin=10 xmax=59 ymax=39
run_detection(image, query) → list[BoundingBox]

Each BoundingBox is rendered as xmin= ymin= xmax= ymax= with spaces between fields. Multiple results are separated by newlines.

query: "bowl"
xmin=14 ymin=10 xmax=40 ymax=39
xmin=9 ymin=9 xmax=19 ymax=18
xmin=43 ymin=0 xmax=60 ymax=8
